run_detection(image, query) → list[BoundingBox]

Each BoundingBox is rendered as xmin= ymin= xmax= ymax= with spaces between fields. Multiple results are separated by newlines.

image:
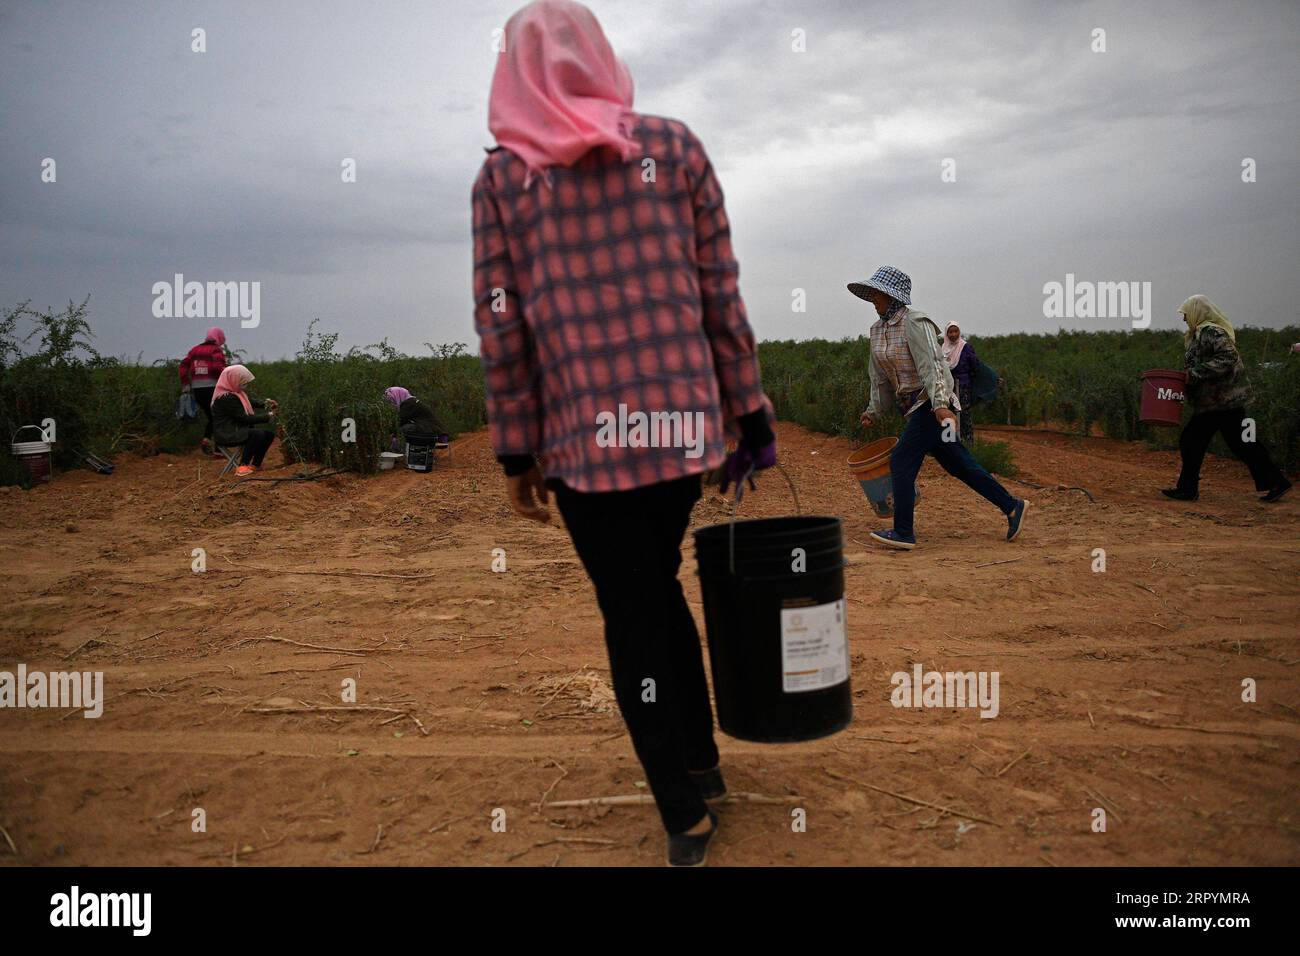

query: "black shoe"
xmin=689 ymin=766 xmax=727 ymax=802
xmin=667 ymin=810 xmax=718 ymax=868
xmin=1161 ymin=488 xmax=1198 ymax=501
xmin=1261 ymin=479 xmax=1292 ymax=503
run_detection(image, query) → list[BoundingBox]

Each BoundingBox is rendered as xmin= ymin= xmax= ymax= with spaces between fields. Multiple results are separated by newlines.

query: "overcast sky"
xmin=1 ymin=0 xmax=1297 ymax=362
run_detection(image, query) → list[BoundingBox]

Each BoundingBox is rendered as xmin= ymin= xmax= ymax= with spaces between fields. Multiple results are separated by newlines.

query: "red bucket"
xmin=1139 ymin=369 xmax=1187 ymax=426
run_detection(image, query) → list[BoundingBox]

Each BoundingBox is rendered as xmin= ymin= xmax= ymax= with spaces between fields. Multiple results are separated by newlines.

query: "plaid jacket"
xmin=870 ymin=307 xmax=926 ymax=415
xmin=866 ymin=307 xmax=957 ymax=418
xmin=472 ymin=114 xmax=769 ymax=492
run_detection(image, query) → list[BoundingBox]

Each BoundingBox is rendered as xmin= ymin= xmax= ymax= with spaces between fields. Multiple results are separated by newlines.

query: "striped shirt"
xmin=472 ymin=114 xmax=769 ymax=492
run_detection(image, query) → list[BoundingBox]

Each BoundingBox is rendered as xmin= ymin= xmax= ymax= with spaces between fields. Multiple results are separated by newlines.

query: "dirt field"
xmin=1 ymin=422 xmax=1296 ymax=867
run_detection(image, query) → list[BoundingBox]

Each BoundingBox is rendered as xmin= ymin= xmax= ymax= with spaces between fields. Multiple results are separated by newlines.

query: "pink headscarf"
xmin=213 ymin=365 xmax=255 ymax=414
xmin=205 ymin=327 xmax=226 ymax=347
xmin=488 ymin=0 xmax=641 ymax=188
xmin=384 ymin=386 xmax=412 ymax=407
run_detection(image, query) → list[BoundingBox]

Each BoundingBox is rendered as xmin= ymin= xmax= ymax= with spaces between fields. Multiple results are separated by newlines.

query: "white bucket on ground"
xmin=11 ymin=426 xmax=52 ymax=484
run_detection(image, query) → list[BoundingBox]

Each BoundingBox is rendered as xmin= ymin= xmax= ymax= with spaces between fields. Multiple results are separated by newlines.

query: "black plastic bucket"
xmin=693 ymin=513 xmax=852 ymax=742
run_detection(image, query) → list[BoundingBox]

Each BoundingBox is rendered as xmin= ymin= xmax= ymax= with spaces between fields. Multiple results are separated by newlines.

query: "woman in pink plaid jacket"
xmin=472 ymin=0 xmax=775 ymax=866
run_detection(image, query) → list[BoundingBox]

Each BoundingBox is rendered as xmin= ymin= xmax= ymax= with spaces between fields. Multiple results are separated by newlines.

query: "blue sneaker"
xmin=870 ymin=529 xmax=916 ymax=550
xmin=1006 ymin=499 xmax=1029 ymax=541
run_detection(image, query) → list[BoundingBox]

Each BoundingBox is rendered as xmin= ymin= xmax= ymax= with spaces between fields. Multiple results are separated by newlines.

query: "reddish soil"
xmin=1 ymin=423 xmax=1296 ymax=866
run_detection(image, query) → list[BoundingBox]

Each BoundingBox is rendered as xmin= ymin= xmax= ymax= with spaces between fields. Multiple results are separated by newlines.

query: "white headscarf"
xmin=942 ymin=323 xmax=966 ymax=368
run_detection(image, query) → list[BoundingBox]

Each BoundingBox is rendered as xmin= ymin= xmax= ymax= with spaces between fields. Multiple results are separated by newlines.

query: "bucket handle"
xmin=11 ymin=424 xmax=48 ymax=445
xmin=727 ymin=461 xmax=802 ymax=577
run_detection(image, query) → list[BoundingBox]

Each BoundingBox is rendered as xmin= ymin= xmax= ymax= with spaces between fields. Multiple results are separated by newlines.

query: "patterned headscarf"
xmin=882 ymin=298 xmax=908 ymax=323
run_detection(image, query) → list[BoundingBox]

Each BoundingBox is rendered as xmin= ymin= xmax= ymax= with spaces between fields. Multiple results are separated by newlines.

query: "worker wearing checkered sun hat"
xmin=849 ymin=266 xmax=1027 ymax=550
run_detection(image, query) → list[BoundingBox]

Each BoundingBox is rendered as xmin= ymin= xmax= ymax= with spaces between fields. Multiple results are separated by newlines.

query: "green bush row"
xmin=4 ymin=299 xmax=1294 ymax=486
xmin=760 ymin=327 xmax=1300 ymax=471
xmin=0 ymin=304 xmax=486 ymax=483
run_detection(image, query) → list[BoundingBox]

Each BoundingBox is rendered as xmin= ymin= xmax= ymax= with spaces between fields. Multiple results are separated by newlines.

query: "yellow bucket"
xmin=847 ymin=437 xmax=896 ymax=481
xmin=848 ymin=438 xmax=897 ymax=517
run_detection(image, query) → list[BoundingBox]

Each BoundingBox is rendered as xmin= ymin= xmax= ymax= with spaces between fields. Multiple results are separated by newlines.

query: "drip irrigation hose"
xmin=226 ymin=405 xmax=387 ymax=486
xmin=1002 ymin=475 xmax=1096 ymax=502
xmin=232 ymin=468 xmax=343 ymax=485
xmin=225 ymin=412 xmax=338 ymax=484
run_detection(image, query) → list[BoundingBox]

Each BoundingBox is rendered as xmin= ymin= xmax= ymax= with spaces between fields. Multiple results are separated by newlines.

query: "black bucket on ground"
xmin=693 ymin=514 xmax=851 ymax=743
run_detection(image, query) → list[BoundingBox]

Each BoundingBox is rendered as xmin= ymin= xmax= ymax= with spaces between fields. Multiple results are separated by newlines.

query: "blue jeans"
xmin=891 ymin=401 xmax=1015 ymax=538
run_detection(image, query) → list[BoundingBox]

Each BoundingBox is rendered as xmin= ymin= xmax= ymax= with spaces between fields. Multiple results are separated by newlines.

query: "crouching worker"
xmin=850 ymin=266 xmax=1027 ymax=550
xmin=212 ymin=365 xmax=277 ymax=476
xmin=383 ymin=387 xmax=450 ymax=448
xmin=1162 ymin=295 xmax=1290 ymax=503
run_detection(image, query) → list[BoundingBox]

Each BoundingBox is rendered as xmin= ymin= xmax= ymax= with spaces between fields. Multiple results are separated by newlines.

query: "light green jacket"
xmin=865 ymin=308 xmax=956 ymax=418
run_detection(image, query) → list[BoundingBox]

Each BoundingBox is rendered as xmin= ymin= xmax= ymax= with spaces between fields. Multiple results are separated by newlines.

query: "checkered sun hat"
xmin=847 ymin=266 xmax=912 ymax=306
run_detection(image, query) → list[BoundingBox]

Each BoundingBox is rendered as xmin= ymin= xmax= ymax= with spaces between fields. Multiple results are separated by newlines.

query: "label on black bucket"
xmin=780 ymin=598 xmax=848 ymax=693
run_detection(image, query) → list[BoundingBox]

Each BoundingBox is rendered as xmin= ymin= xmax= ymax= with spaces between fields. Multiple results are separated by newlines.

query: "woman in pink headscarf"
xmin=178 ymin=327 xmax=228 ymax=454
xmin=382 ymin=386 xmax=450 ymax=448
xmin=472 ymin=0 xmax=775 ymax=865
xmin=211 ymin=365 xmax=278 ymax=476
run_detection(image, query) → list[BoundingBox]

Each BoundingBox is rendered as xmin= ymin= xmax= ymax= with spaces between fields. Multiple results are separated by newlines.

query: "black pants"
xmin=239 ymin=429 xmax=275 ymax=466
xmin=555 ymin=474 xmax=717 ymax=835
xmin=1177 ymin=407 xmax=1284 ymax=494
xmin=193 ymin=386 xmax=215 ymax=441
xmin=402 ymin=419 xmax=448 ymax=441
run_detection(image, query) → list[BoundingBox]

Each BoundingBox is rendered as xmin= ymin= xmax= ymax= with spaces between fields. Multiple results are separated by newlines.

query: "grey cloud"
xmin=0 ymin=0 xmax=1295 ymax=359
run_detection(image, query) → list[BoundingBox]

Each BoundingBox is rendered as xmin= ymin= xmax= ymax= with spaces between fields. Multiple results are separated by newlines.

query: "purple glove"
xmin=719 ymin=440 xmax=777 ymax=498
